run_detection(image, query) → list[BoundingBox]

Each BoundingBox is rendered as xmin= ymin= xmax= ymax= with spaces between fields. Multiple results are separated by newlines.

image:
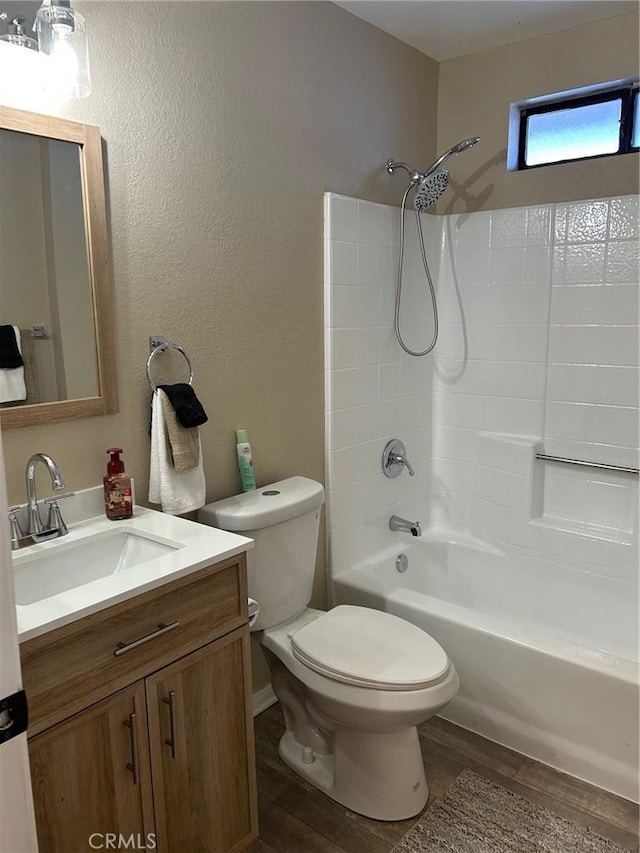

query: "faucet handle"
xmin=44 ymin=492 xmax=75 ymax=503
xmin=8 ymin=506 xmax=25 ymax=543
xmin=44 ymin=493 xmax=74 ymax=535
xmin=382 ymin=439 xmax=416 ymax=479
xmin=396 ymin=454 xmax=415 ymax=477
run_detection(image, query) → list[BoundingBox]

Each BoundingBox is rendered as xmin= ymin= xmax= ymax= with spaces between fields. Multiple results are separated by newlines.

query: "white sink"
xmin=14 ymin=528 xmax=182 ymax=606
xmin=13 ymin=495 xmax=253 ymax=643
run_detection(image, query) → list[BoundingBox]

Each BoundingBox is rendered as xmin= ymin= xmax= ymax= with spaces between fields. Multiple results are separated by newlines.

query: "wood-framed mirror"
xmin=0 ymin=106 xmax=117 ymax=428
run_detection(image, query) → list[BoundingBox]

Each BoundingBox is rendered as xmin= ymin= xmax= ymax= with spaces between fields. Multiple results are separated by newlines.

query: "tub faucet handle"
xmin=382 ymin=439 xmax=416 ymax=478
xmin=393 ymin=452 xmax=415 ymax=476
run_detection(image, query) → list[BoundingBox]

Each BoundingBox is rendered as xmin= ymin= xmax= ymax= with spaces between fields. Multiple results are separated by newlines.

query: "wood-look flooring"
xmin=253 ymin=703 xmax=639 ymax=853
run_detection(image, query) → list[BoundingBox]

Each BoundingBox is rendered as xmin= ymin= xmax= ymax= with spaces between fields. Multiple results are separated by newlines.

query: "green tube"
xmin=236 ymin=429 xmax=256 ymax=491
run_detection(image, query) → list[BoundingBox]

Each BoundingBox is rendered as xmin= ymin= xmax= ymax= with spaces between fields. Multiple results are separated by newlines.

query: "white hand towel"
xmin=149 ymin=389 xmax=206 ymax=515
xmin=0 ymin=326 xmax=26 ymax=403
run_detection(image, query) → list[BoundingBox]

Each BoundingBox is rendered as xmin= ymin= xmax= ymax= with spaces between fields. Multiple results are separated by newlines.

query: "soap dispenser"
xmin=103 ymin=447 xmax=133 ymax=520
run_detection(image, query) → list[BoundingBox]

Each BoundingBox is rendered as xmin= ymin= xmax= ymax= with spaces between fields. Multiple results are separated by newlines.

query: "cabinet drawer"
xmin=22 ymin=554 xmax=247 ymax=736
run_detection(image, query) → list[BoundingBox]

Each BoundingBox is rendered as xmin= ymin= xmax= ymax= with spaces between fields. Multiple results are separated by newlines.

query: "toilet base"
xmin=262 ymin=624 xmax=458 ymax=822
xmin=277 ymin=719 xmax=429 ymax=821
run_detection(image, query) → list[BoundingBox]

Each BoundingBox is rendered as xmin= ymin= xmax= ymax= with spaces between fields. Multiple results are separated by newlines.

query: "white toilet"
xmin=199 ymin=476 xmax=459 ymax=821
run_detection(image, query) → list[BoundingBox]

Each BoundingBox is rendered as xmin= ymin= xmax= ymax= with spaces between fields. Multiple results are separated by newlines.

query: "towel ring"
xmin=147 ymin=342 xmax=193 ymax=392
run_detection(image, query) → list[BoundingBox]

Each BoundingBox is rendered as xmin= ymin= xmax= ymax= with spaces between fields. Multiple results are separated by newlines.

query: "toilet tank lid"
xmin=198 ymin=476 xmax=325 ymax=532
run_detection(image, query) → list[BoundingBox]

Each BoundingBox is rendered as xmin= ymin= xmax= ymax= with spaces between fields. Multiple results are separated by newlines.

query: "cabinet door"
xmin=146 ymin=627 xmax=257 ymax=853
xmin=29 ymin=682 xmax=155 ymax=853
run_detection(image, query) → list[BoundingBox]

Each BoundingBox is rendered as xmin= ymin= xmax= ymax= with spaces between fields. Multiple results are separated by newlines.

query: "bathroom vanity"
xmin=14 ymin=500 xmax=257 ymax=853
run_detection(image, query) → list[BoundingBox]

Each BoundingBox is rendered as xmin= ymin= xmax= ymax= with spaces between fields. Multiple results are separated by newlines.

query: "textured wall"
xmin=2 ymin=1 xmax=437 ymax=693
xmin=2 ymin=3 xmax=437 ymax=558
xmin=436 ymin=13 xmax=640 ymax=213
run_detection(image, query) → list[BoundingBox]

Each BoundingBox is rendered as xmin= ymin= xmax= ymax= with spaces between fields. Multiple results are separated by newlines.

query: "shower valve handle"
xmin=382 ymin=439 xmax=415 ymax=479
xmin=389 ymin=452 xmax=415 ymax=476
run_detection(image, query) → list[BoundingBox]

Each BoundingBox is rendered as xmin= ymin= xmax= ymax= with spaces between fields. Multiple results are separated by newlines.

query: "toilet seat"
xmin=290 ymin=605 xmax=449 ymax=691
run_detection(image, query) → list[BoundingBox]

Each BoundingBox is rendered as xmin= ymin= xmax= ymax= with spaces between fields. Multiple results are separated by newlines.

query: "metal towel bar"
xmin=146 ymin=336 xmax=193 ymax=392
xmin=536 ymin=453 xmax=639 ymax=476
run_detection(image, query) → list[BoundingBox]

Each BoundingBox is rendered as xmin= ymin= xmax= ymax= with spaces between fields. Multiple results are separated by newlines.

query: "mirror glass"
xmin=0 ymin=107 xmax=117 ymax=428
xmin=0 ymin=129 xmax=99 ymax=406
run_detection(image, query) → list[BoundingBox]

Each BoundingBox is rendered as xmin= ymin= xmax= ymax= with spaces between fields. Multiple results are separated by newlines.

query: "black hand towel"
xmin=0 ymin=325 xmax=24 ymax=369
xmin=158 ymin=383 xmax=208 ymax=428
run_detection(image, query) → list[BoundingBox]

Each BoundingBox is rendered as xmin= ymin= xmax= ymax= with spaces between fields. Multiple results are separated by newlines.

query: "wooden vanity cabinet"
xmin=21 ymin=554 xmax=258 ymax=853
xmin=146 ymin=630 xmax=255 ymax=852
xmin=28 ymin=682 xmax=155 ymax=851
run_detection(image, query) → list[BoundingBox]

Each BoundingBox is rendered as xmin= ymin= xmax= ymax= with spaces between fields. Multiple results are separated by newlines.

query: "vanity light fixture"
xmin=35 ymin=0 xmax=90 ymax=98
xmin=0 ymin=0 xmax=90 ymax=100
xmin=0 ymin=15 xmax=38 ymax=50
xmin=0 ymin=16 xmax=49 ymax=99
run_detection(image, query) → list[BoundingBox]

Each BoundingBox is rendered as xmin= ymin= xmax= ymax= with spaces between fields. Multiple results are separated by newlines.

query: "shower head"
xmin=423 ymin=136 xmax=480 ymax=177
xmin=414 ymin=169 xmax=449 ymax=211
xmin=387 ymin=135 xmax=479 ymax=211
xmin=386 ymin=135 xmax=479 ymax=190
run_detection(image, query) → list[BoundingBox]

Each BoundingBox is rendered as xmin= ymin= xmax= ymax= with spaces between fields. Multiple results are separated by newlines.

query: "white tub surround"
xmin=325 ymin=192 xmax=638 ymax=578
xmin=324 ymin=194 xmax=438 ymax=582
xmin=324 ymin=192 xmax=639 ymax=801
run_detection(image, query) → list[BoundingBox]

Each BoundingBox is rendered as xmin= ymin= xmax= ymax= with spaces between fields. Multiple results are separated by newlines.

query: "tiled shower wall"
xmin=434 ymin=194 xmax=638 ymax=586
xmin=325 ymin=192 xmax=639 ymax=586
xmin=323 ymin=194 xmax=437 ymax=575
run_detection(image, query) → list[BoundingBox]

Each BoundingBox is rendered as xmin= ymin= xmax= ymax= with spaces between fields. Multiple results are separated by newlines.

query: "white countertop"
xmin=13 ymin=504 xmax=253 ymax=643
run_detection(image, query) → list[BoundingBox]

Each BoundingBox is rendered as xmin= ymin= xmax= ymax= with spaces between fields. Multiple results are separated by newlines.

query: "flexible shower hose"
xmin=394 ymin=182 xmax=439 ymax=357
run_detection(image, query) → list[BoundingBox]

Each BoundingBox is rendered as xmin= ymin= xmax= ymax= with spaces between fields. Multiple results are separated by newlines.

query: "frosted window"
xmin=525 ymin=99 xmax=622 ymax=166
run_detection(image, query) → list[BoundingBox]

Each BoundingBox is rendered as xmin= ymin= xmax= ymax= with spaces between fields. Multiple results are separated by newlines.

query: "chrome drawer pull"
xmin=163 ymin=690 xmax=178 ymax=760
xmin=124 ymin=712 xmax=140 ymax=785
xmin=114 ymin=621 xmax=180 ymax=657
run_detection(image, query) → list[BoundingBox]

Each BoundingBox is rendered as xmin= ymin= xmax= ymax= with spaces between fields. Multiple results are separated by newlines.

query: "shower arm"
xmin=387 ymin=156 xmax=448 ymax=184
xmin=386 ymin=160 xmax=421 ymax=183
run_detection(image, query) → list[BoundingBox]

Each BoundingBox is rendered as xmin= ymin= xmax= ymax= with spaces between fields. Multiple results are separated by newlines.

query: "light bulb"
xmin=48 ymin=28 xmax=79 ymax=98
xmin=35 ymin=1 xmax=90 ymax=98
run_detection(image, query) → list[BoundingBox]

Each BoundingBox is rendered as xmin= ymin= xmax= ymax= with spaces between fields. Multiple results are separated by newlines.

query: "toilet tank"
xmin=198 ymin=477 xmax=324 ymax=631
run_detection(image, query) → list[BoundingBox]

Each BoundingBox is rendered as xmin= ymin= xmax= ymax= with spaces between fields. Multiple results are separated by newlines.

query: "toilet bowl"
xmin=199 ymin=477 xmax=459 ymax=821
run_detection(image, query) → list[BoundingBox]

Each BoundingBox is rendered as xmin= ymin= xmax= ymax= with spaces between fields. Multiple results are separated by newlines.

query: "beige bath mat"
xmin=392 ymin=770 xmax=630 ymax=853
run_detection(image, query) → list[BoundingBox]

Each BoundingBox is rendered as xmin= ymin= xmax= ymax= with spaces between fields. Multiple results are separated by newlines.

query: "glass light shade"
xmin=35 ymin=2 xmax=90 ymax=98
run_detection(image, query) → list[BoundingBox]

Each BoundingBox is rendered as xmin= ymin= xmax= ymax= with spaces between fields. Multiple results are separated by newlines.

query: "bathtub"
xmin=332 ymin=530 xmax=639 ymax=802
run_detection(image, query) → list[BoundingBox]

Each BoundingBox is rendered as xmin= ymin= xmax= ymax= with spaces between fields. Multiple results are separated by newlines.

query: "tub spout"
xmin=389 ymin=515 xmax=422 ymax=537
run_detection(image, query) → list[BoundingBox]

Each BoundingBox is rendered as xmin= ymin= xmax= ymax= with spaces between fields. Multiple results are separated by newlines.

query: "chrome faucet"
xmin=8 ymin=453 xmax=73 ymax=548
xmin=389 ymin=515 xmax=422 ymax=537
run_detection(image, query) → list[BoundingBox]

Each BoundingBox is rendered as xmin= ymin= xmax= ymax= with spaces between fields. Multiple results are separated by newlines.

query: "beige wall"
xmin=436 ymin=12 xmax=640 ymax=213
xmin=4 ymin=4 xmax=639 ymax=690
xmin=2 ymin=2 xmax=438 ymax=621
